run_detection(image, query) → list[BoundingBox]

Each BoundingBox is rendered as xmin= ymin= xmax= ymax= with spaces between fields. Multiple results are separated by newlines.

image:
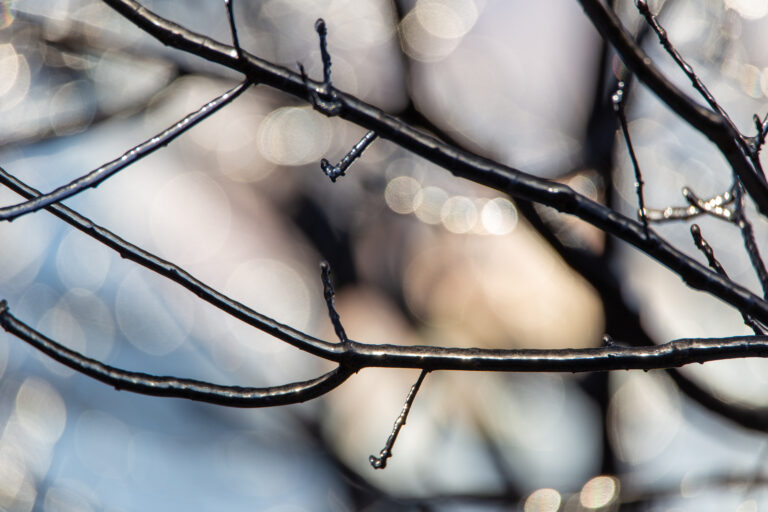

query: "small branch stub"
xmin=320 ymin=261 xmax=347 ymax=343
xmin=320 ymin=131 xmax=378 ymax=182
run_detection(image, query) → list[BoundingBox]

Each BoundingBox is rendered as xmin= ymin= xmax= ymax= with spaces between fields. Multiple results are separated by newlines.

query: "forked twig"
xmin=370 ymin=369 xmax=428 ymax=469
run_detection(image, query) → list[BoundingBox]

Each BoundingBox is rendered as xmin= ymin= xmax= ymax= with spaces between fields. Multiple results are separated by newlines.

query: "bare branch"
xmin=98 ymin=0 xmax=768 ymax=328
xmin=370 ymin=370 xmax=428 ymax=469
xmin=0 ymin=300 xmax=351 ymax=408
xmin=0 ymin=79 xmax=251 ymax=223
xmin=576 ymin=0 xmax=768 ymax=216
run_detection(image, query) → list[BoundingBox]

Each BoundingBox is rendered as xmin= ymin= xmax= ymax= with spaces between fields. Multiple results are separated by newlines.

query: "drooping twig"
xmin=370 ymin=369 xmax=428 ymax=469
xmin=690 ymin=224 xmax=764 ymax=334
xmin=613 ymin=80 xmax=649 ymax=238
xmin=223 ymin=0 xmax=244 ymax=61
xmin=0 ymin=79 xmax=251 ymax=223
xmin=0 ymin=300 xmax=351 ymax=407
xmin=320 ymin=131 xmax=378 ymax=182
xmin=320 ymin=261 xmax=347 ymax=342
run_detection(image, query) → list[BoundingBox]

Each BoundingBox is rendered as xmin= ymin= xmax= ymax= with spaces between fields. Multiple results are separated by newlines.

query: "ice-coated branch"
xmin=0 ymin=300 xmax=351 ymax=407
xmin=320 ymin=130 xmax=378 ymax=182
xmin=370 ymin=370 xmax=428 ymax=469
xmin=576 ymin=0 xmax=768 ymax=216
xmin=0 ymin=79 xmax=250 ymax=223
xmin=99 ymin=0 xmax=768 ymax=328
xmin=0 ymin=166 xmax=339 ymax=359
xmin=690 ymin=224 xmax=764 ymax=334
xmin=613 ymin=80 xmax=649 ymax=238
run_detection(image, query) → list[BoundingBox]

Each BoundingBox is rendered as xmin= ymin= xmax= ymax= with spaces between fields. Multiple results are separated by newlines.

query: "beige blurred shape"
xmin=404 ymin=218 xmax=604 ymax=349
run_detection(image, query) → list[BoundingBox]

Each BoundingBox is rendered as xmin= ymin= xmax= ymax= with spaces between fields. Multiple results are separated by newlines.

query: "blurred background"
xmin=1 ymin=0 xmax=768 ymax=510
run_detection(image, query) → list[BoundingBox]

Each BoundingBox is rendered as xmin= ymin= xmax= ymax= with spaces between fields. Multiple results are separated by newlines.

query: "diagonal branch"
xmin=99 ymin=0 xmax=768 ymax=329
xmin=0 ymin=79 xmax=250 ymax=223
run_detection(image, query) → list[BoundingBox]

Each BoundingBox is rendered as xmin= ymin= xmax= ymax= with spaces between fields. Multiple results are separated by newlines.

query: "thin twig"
xmin=690 ymin=224 xmax=764 ymax=334
xmin=613 ymin=80 xmax=649 ymax=238
xmin=315 ymin=18 xmax=332 ymax=86
xmin=370 ymin=370 xmax=428 ymax=469
xmin=634 ymin=0 xmax=763 ymax=180
xmin=320 ymin=131 xmax=378 ymax=182
xmin=0 ymin=300 xmax=351 ymax=407
xmin=634 ymin=0 xmax=731 ymax=124
xmin=0 ymin=80 xmax=250 ymax=223
xmin=732 ymin=182 xmax=768 ymax=299
xmin=223 ymin=0 xmax=243 ymax=61
xmin=320 ymin=261 xmax=347 ymax=343
xmin=644 ymin=188 xmax=735 ymax=222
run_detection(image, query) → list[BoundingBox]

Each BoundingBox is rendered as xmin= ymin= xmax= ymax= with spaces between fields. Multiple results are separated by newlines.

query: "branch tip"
xmin=370 ymin=369 xmax=428 ymax=470
xmin=320 ymin=260 xmax=347 ymax=343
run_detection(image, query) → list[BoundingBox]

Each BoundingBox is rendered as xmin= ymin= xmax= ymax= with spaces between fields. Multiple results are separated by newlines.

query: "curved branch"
xmin=0 ymin=80 xmax=250 ymax=222
xmin=0 ymin=167 xmax=341 ymax=360
xmin=100 ymin=0 xmax=768 ymax=327
xmin=576 ymin=0 xmax=768 ymax=215
xmin=0 ymin=300 xmax=351 ymax=407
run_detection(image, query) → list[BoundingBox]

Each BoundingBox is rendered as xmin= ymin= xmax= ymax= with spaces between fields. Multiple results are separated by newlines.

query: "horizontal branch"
xmin=0 ymin=80 xmax=250 ymax=223
xmin=341 ymin=337 xmax=768 ymax=372
xmin=0 ymin=300 xmax=350 ymax=407
xmin=0 ymin=167 xmax=340 ymax=359
xmin=100 ymin=0 xmax=768 ymax=327
xmin=4 ymin=295 xmax=768 ymax=409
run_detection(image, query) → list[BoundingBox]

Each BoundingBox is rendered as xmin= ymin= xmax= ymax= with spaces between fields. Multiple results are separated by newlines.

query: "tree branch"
xmin=0 ymin=80 xmax=250 ymax=222
xmin=0 ymin=300 xmax=350 ymax=407
xmin=99 ymin=0 xmax=768 ymax=329
xmin=576 ymin=0 xmax=768 ymax=216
